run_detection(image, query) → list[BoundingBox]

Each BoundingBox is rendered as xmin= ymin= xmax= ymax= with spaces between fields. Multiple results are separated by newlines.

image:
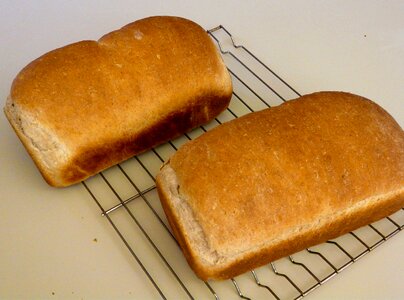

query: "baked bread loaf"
xmin=156 ymin=91 xmax=404 ymax=280
xmin=4 ymin=16 xmax=232 ymax=187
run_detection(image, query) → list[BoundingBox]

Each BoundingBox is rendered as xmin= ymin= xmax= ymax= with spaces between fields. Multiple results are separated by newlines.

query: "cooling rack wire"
xmin=81 ymin=26 xmax=404 ymax=300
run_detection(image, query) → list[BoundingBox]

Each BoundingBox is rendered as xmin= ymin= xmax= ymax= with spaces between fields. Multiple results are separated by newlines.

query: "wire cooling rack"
xmin=82 ymin=26 xmax=404 ymax=300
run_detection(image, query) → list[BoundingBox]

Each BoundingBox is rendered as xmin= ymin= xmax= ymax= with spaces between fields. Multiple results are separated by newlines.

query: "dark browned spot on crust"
xmin=62 ymin=93 xmax=231 ymax=184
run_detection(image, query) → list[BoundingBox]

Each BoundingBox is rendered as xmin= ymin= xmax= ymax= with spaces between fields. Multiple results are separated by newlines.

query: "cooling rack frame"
xmin=81 ymin=25 xmax=404 ymax=300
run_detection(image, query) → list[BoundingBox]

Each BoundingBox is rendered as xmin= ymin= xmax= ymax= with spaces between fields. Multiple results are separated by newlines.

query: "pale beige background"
xmin=1 ymin=1 xmax=403 ymax=299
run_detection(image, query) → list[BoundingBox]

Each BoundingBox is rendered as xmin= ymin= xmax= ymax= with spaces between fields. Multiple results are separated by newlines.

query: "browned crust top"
xmin=168 ymin=91 xmax=404 ymax=263
xmin=8 ymin=16 xmax=232 ymax=186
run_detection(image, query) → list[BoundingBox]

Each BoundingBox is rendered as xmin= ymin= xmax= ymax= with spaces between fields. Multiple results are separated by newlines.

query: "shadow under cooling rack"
xmin=81 ymin=25 xmax=404 ymax=300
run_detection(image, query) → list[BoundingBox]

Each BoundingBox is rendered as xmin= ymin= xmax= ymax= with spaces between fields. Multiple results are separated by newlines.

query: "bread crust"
xmin=4 ymin=16 xmax=232 ymax=187
xmin=156 ymin=91 xmax=404 ymax=280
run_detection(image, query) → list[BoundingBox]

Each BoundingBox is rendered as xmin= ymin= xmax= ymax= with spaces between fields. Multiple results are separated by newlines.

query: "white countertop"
xmin=1 ymin=1 xmax=403 ymax=299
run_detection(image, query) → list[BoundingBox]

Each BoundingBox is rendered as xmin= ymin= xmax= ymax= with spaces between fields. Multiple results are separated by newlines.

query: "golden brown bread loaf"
xmin=156 ymin=91 xmax=404 ymax=280
xmin=4 ymin=16 xmax=232 ymax=187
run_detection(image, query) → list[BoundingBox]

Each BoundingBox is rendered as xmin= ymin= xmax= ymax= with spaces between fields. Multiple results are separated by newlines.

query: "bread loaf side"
xmin=156 ymin=91 xmax=404 ymax=280
xmin=4 ymin=16 xmax=232 ymax=187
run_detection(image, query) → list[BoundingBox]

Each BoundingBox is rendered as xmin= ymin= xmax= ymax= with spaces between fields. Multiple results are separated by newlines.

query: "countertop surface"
xmin=1 ymin=1 xmax=403 ymax=299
